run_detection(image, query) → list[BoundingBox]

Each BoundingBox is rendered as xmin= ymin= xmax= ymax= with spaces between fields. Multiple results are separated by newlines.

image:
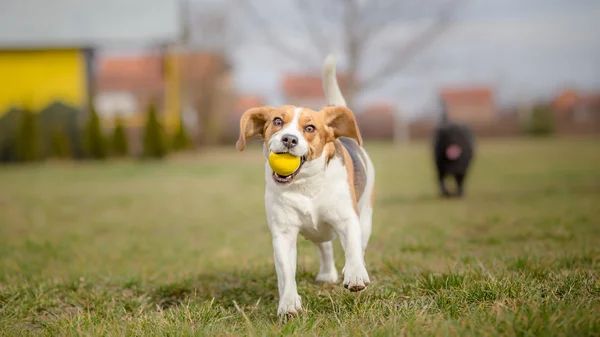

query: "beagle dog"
xmin=236 ymin=55 xmax=375 ymax=317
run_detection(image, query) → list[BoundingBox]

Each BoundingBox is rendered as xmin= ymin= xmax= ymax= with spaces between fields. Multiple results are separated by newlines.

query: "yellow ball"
xmin=268 ymin=152 xmax=301 ymax=176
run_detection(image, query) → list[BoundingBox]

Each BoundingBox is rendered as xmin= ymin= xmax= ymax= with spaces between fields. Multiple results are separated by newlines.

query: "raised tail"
xmin=322 ymin=54 xmax=347 ymax=107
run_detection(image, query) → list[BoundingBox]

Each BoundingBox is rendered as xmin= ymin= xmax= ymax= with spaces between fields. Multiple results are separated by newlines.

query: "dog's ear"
xmin=236 ymin=106 xmax=273 ymax=151
xmin=321 ymin=106 xmax=362 ymax=146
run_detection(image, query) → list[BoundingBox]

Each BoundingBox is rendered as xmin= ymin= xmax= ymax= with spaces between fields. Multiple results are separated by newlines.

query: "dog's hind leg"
xmin=454 ymin=173 xmax=465 ymax=197
xmin=359 ymin=206 xmax=373 ymax=256
xmin=359 ymin=151 xmax=375 ymax=256
xmin=315 ymin=241 xmax=338 ymax=283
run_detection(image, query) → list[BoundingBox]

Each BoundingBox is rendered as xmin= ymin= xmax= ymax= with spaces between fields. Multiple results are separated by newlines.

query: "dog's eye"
xmin=304 ymin=125 xmax=316 ymax=133
xmin=273 ymin=117 xmax=283 ymax=127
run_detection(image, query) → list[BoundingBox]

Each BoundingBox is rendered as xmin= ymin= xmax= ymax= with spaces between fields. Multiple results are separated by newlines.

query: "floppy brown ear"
xmin=236 ymin=106 xmax=273 ymax=151
xmin=321 ymin=106 xmax=362 ymax=146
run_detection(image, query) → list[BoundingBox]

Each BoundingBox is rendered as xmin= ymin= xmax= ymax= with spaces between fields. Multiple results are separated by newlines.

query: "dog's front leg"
xmin=333 ymin=213 xmax=370 ymax=292
xmin=437 ymin=169 xmax=451 ymax=197
xmin=272 ymin=230 xmax=302 ymax=317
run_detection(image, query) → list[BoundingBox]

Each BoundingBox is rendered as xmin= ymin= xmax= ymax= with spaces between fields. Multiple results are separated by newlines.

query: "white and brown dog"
xmin=236 ymin=55 xmax=375 ymax=317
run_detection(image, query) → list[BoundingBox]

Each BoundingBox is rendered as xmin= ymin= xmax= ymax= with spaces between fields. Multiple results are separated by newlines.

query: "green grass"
xmin=0 ymin=137 xmax=599 ymax=336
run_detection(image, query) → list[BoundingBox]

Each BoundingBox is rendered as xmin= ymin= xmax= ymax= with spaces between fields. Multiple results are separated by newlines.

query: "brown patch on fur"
xmin=334 ymin=139 xmax=345 ymax=160
xmin=297 ymin=106 xmax=361 ymax=161
xmin=236 ymin=105 xmax=296 ymax=151
xmin=298 ymin=110 xmax=332 ymax=161
xmin=321 ymin=106 xmax=362 ymax=146
xmin=237 ymin=104 xmax=370 ymax=213
xmin=339 ymin=137 xmax=367 ymax=207
xmin=339 ymin=142 xmax=359 ymax=214
xmin=339 ymin=136 xmax=367 ymax=167
xmin=324 ymin=141 xmax=338 ymax=166
xmin=238 ymin=105 xmax=363 ymax=172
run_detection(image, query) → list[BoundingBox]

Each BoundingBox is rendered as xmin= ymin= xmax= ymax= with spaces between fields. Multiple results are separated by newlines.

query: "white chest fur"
xmin=264 ymin=155 xmax=353 ymax=243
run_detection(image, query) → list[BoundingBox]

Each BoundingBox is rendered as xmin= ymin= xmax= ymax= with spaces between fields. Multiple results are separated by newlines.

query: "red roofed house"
xmin=234 ymin=95 xmax=264 ymax=117
xmin=176 ymin=52 xmax=235 ymax=145
xmin=552 ymin=89 xmax=600 ymax=120
xmin=282 ymin=73 xmax=405 ymax=141
xmin=551 ymin=89 xmax=600 ymax=134
xmin=356 ymin=103 xmax=396 ymax=140
xmin=223 ymin=95 xmax=265 ymax=142
xmin=439 ymin=87 xmax=495 ymax=125
xmin=95 ymin=54 xmax=164 ymax=124
xmin=282 ymin=73 xmax=349 ymax=110
xmin=552 ymin=89 xmax=580 ymax=114
xmin=95 ymin=51 xmax=235 ymax=148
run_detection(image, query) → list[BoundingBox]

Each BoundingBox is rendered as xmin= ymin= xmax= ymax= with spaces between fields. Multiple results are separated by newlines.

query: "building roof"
xmin=95 ymin=54 xmax=164 ymax=94
xmin=282 ymin=73 xmax=349 ymax=99
xmin=0 ymin=0 xmax=181 ymax=49
xmin=580 ymin=94 xmax=600 ymax=107
xmin=176 ymin=52 xmax=229 ymax=78
xmin=552 ymin=89 xmax=579 ymax=111
xmin=95 ymin=51 xmax=226 ymax=94
xmin=440 ymin=87 xmax=494 ymax=103
xmin=552 ymin=89 xmax=600 ymax=113
xmin=235 ymin=95 xmax=264 ymax=115
xmin=363 ymin=103 xmax=395 ymax=116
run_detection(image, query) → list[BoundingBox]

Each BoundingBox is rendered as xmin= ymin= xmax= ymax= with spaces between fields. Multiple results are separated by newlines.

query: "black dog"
xmin=433 ymin=115 xmax=475 ymax=198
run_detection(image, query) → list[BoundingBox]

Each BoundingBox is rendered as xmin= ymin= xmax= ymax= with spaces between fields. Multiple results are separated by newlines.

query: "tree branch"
xmin=294 ymin=0 xmax=331 ymax=63
xmin=231 ymin=0 xmax=312 ymax=67
xmin=360 ymin=0 xmax=464 ymax=90
xmin=354 ymin=0 xmax=428 ymax=41
xmin=193 ymin=6 xmax=229 ymax=52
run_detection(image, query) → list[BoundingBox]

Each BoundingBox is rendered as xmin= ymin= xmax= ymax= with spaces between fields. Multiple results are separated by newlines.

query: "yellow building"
xmin=0 ymin=50 xmax=87 ymax=114
xmin=0 ymin=0 xmax=181 ymax=116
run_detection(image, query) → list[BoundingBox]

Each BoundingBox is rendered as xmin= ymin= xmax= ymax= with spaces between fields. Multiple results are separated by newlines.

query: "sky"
xmin=215 ymin=0 xmax=600 ymax=118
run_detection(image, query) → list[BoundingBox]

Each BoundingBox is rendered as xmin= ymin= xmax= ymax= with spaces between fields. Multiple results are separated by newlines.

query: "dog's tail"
xmin=322 ymin=54 xmax=347 ymax=107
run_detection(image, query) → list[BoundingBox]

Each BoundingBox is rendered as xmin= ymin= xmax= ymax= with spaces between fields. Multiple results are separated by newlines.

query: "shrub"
xmin=143 ymin=103 xmax=167 ymax=159
xmin=111 ymin=116 xmax=129 ymax=157
xmin=16 ymin=107 xmax=41 ymax=162
xmin=524 ymin=104 xmax=555 ymax=136
xmin=39 ymin=101 xmax=84 ymax=159
xmin=171 ymin=119 xmax=192 ymax=152
xmin=0 ymin=108 xmax=20 ymax=163
xmin=49 ymin=126 xmax=71 ymax=159
xmin=85 ymin=105 xmax=107 ymax=159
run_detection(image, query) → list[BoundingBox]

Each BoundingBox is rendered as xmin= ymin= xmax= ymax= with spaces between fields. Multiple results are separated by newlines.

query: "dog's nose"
xmin=281 ymin=134 xmax=298 ymax=148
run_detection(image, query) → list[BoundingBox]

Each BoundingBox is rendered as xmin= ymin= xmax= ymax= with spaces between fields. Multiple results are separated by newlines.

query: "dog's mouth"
xmin=446 ymin=144 xmax=462 ymax=160
xmin=272 ymin=154 xmax=306 ymax=185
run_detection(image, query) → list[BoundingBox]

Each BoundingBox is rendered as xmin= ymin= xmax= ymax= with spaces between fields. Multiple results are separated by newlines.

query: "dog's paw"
xmin=342 ymin=264 xmax=370 ymax=292
xmin=316 ymin=269 xmax=338 ymax=283
xmin=277 ymin=294 xmax=302 ymax=318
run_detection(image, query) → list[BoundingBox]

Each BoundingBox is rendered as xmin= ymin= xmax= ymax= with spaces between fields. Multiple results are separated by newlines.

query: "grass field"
xmin=0 ymin=137 xmax=599 ymax=336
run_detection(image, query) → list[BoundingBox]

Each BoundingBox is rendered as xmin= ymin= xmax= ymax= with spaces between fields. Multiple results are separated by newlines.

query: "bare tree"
xmin=177 ymin=1 xmax=236 ymax=146
xmin=233 ymin=0 xmax=464 ymax=109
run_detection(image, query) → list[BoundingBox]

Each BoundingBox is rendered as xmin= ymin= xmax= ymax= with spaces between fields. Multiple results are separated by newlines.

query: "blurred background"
xmin=0 ymin=0 xmax=598 ymax=161
xmin=1 ymin=2 xmax=599 ymax=333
